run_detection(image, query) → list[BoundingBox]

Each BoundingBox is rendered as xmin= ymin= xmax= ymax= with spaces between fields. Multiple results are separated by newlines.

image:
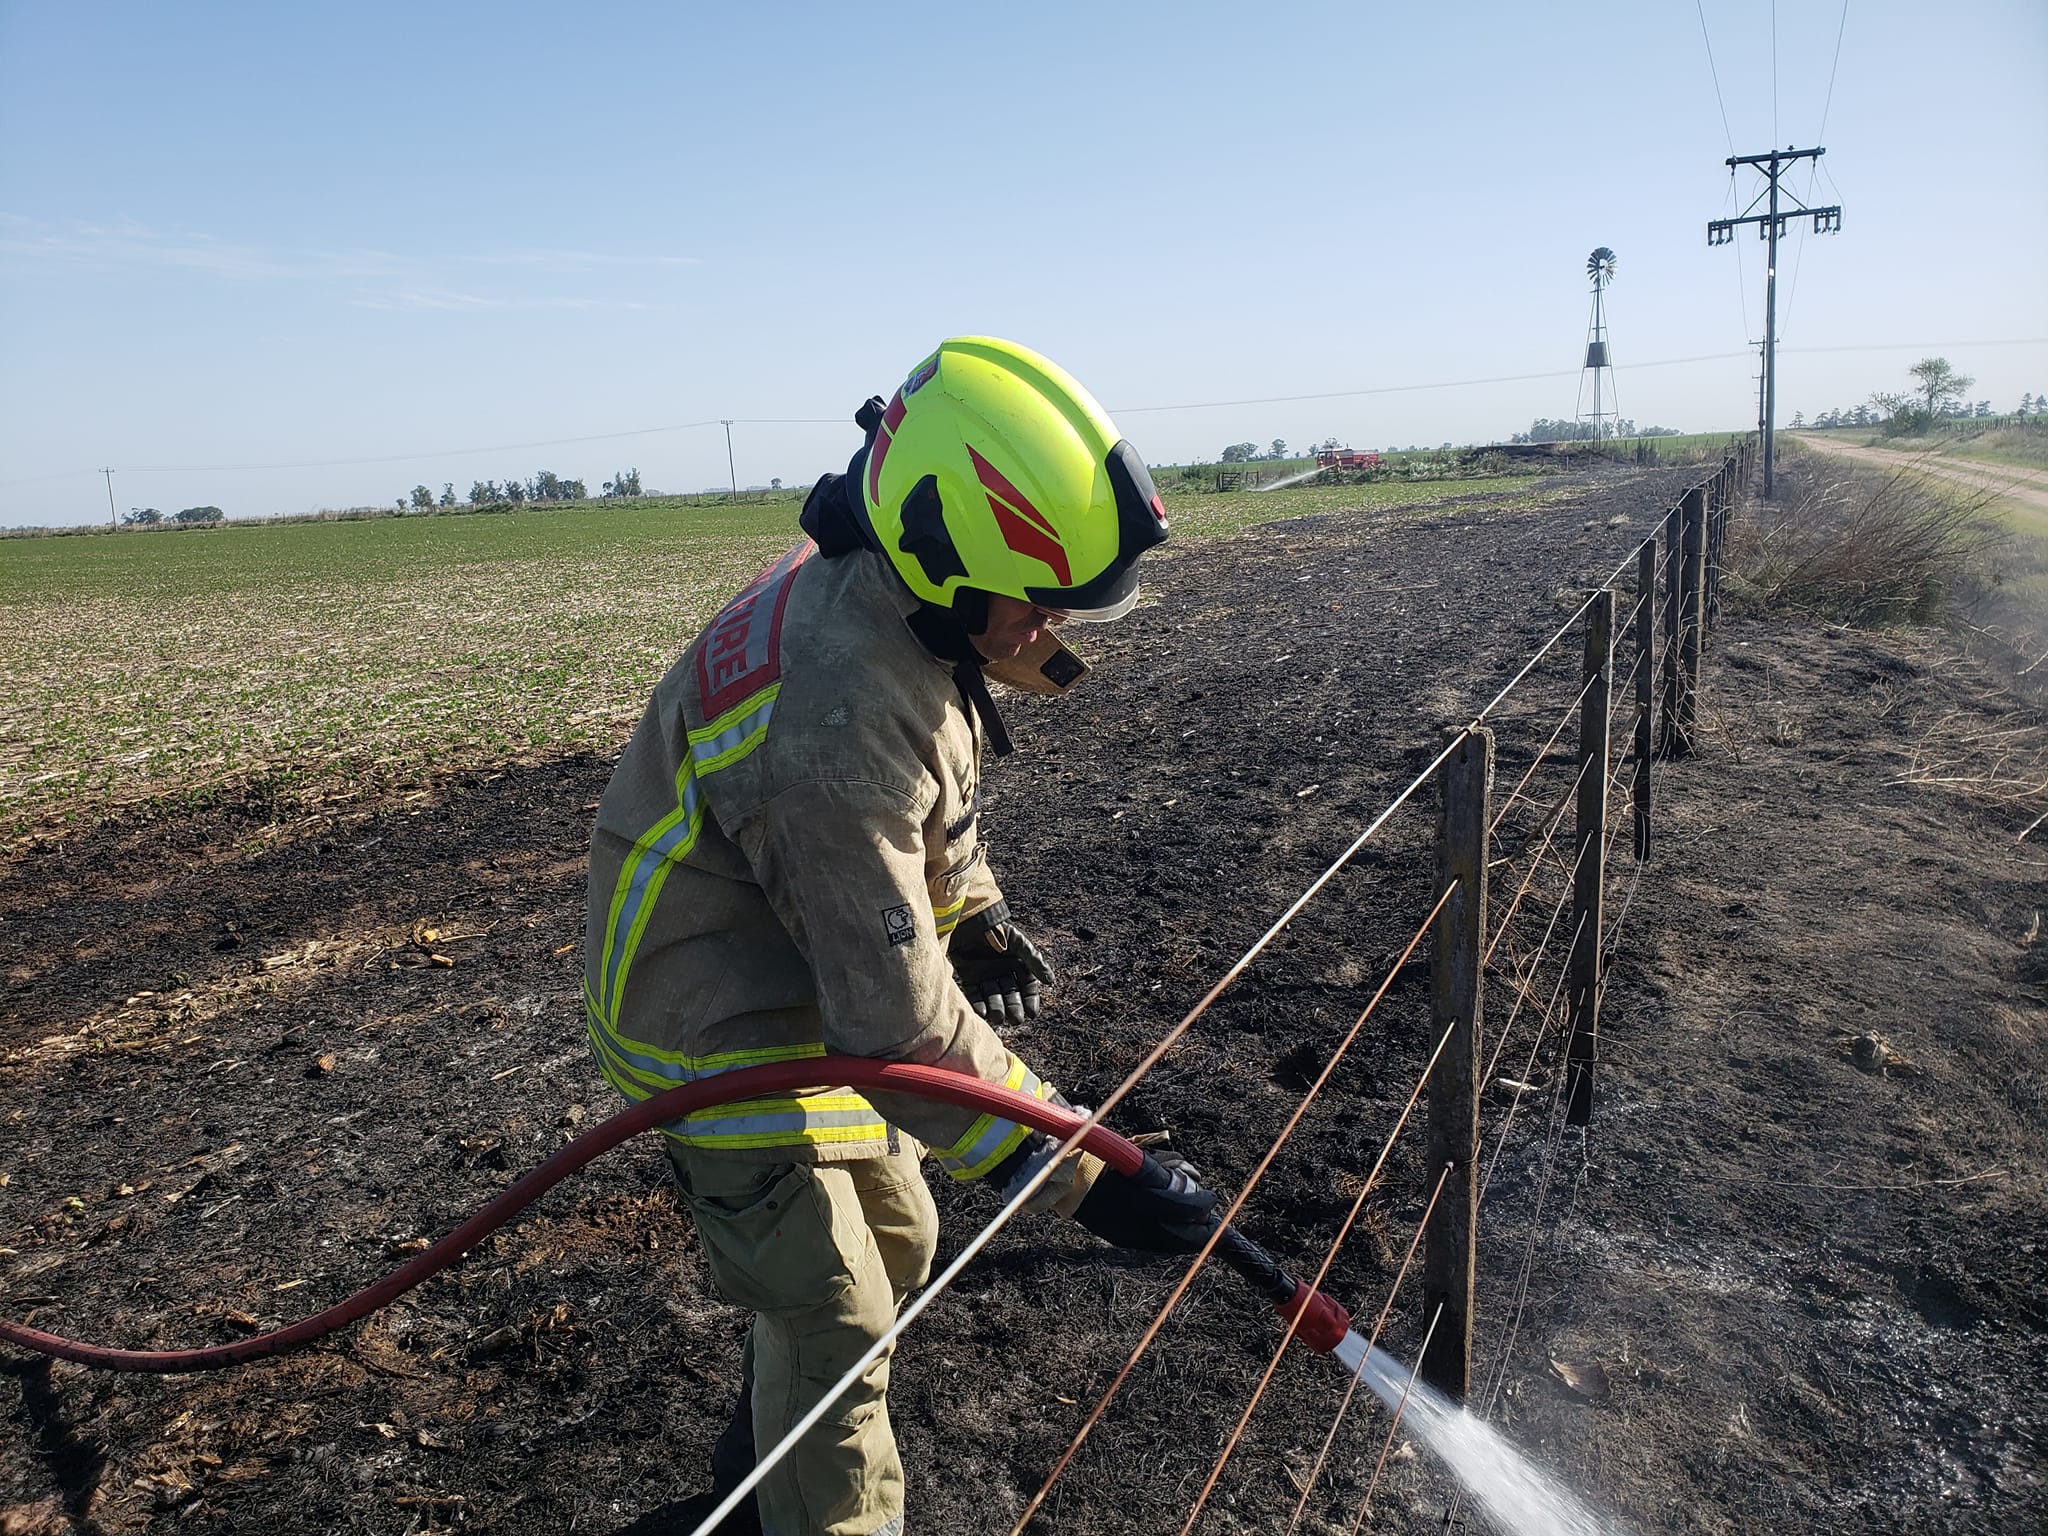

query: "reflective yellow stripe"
xmin=662 ymin=1106 xmax=891 ymax=1150
xmin=597 ymin=756 xmax=705 ymax=1022
xmin=686 ymin=682 xmax=781 ymax=774
xmin=934 ymin=1054 xmax=1048 ymax=1180
xmin=596 ymin=679 xmax=778 ymax=1029
xmin=586 ymin=990 xmax=825 ymax=1087
xmin=932 ymin=893 xmax=968 ymax=936
xmin=583 ymin=994 xmax=890 ymax=1150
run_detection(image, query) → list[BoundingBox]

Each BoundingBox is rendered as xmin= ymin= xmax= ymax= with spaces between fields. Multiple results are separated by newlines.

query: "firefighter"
xmin=582 ymin=337 xmax=1216 ymax=1536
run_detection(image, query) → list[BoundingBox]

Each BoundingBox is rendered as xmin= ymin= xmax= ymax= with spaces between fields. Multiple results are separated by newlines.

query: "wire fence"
xmin=689 ymin=435 xmax=1757 ymax=1536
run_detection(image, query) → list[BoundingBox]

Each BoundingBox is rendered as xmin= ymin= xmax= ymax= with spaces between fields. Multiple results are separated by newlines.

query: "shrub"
xmin=1878 ymin=406 xmax=1936 ymax=439
xmin=1724 ymin=466 xmax=1988 ymax=625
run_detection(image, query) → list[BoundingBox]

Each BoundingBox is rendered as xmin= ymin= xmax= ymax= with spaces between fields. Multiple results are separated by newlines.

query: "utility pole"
xmin=100 ymin=468 xmax=117 ymax=530
xmin=1708 ymin=146 xmax=1841 ymax=499
xmin=720 ymin=420 xmax=738 ymax=504
xmin=1755 ymin=343 xmax=1767 ymax=442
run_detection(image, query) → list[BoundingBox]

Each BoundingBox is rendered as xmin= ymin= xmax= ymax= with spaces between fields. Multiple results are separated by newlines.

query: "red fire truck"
xmin=1313 ymin=447 xmax=1383 ymax=471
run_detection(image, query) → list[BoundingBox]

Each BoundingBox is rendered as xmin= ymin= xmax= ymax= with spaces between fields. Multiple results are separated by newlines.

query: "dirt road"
xmin=1793 ymin=432 xmax=2048 ymax=516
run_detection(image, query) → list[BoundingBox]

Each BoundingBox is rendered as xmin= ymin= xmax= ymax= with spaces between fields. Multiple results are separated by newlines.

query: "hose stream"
xmin=0 ymin=1057 xmax=1343 ymax=1373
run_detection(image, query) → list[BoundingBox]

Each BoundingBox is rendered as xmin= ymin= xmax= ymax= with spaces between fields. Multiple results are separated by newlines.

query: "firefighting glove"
xmin=950 ymin=902 xmax=1055 ymax=1028
xmin=987 ymin=1090 xmax=1104 ymax=1217
xmin=1070 ymin=1142 xmax=1220 ymax=1255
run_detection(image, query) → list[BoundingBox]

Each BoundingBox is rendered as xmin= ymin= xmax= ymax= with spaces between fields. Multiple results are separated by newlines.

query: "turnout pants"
xmin=670 ymin=1137 xmax=938 ymax=1536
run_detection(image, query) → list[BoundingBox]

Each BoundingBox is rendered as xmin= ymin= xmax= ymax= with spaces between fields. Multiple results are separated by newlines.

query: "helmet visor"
xmin=1021 ymin=440 xmax=1165 ymax=623
xmin=1036 ymin=564 xmax=1142 ymax=622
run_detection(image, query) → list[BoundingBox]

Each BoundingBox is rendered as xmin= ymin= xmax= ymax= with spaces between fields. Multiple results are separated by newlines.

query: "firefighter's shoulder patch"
xmin=697 ymin=541 xmax=814 ymax=719
xmin=881 ymin=904 xmax=916 ymax=948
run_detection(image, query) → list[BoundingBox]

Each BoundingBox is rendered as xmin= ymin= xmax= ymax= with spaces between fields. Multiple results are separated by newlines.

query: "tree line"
xmin=398 ymin=467 xmax=645 ymax=512
xmin=1509 ymin=419 xmax=1681 ymax=443
xmin=1798 ymin=358 xmax=2044 ymax=436
xmin=121 ymin=505 xmax=221 ymax=527
xmin=1219 ymin=439 xmax=1291 ymax=462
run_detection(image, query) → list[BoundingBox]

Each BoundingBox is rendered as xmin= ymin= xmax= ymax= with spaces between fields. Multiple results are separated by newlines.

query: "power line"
xmin=1694 ymin=0 xmax=1738 ymax=157
xmin=105 ymin=416 xmax=843 ymax=477
xmin=1726 ymin=170 xmax=1754 ymax=341
xmin=122 ymin=419 xmax=729 ymax=474
xmin=1816 ymin=0 xmax=1851 ymax=141
xmin=1111 ymin=354 xmax=1753 ymax=414
xmin=1784 ymin=0 xmax=1853 ymax=337
xmin=8 ymin=337 xmax=2046 ymax=492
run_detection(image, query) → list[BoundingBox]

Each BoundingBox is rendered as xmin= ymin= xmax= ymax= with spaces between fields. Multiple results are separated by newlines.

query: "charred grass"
xmin=3 ymin=461 xmax=2044 ymax=1533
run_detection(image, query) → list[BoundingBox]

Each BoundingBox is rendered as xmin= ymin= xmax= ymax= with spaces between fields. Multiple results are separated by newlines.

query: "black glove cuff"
xmin=985 ymin=1131 xmax=1046 ymax=1191
xmin=950 ymin=900 xmax=1012 ymax=947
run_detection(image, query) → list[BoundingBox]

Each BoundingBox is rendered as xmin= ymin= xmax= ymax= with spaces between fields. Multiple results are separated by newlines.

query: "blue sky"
xmin=2 ymin=0 xmax=2043 ymax=526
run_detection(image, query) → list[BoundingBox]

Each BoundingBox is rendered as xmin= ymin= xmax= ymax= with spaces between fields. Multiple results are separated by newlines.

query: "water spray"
xmin=1253 ymin=464 xmax=1329 ymax=493
xmin=0 ymin=1058 xmax=1614 ymax=1533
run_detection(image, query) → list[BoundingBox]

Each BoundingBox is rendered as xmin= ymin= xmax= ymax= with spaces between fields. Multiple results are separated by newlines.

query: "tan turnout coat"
xmin=582 ymin=540 xmax=1054 ymax=1176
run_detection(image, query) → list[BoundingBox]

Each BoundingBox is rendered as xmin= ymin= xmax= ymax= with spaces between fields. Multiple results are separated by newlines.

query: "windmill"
xmin=1577 ymin=247 xmax=1620 ymax=443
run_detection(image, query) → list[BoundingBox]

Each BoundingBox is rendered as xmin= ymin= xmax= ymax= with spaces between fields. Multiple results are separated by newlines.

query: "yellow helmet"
xmin=859 ymin=337 xmax=1168 ymax=622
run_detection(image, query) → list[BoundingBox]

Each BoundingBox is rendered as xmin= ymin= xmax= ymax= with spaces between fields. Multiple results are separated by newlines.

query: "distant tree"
xmin=1518 ymin=418 xmax=1598 ymax=443
xmin=395 ymin=498 xmax=407 ymax=512
xmin=1907 ymin=357 xmax=1974 ymax=416
xmin=1852 ymin=404 xmax=1871 ymax=427
xmin=469 ymin=479 xmax=499 ymax=503
xmin=770 ymin=476 xmax=783 ymax=490
xmin=439 ymin=482 xmax=457 ymax=507
xmin=122 ymin=506 xmax=162 ymax=526
xmin=530 ymin=470 xmax=563 ymax=501
xmin=1219 ymin=441 xmax=1259 ymax=463
xmin=2023 ymin=393 xmax=2036 ymax=417
xmin=1640 ymin=425 xmax=1682 ymax=437
xmin=1790 ymin=410 xmax=1805 ymax=428
xmin=602 ymin=467 xmax=644 ymax=498
xmin=1269 ymin=438 xmax=1287 ymax=460
xmin=502 ymin=478 xmax=526 ymax=504
xmin=172 ymin=505 xmax=223 ymax=525
xmin=1973 ymin=400 xmax=1991 ymax=418
xmin=559 ymin=478 xmax=587 ymax=500
xmin=409 ymin=485 xmax=434 ymax=510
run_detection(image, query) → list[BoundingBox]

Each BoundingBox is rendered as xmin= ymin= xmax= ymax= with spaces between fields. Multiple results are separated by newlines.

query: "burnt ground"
xmin=2 ymin=464 xmax=2043 ymax=1535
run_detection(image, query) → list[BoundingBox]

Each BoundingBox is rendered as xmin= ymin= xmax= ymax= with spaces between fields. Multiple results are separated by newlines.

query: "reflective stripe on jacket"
xmin=582 ymin=541 xmax=1045 ymax=1173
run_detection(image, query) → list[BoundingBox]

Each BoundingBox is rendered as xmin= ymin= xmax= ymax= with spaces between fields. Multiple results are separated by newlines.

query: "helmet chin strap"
xmin=903 ymin=603 xmax=1014 ymax=757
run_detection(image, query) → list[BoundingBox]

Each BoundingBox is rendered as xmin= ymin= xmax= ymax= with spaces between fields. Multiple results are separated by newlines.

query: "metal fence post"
xmin=1702 ymin=473 xmax=1718 ymax=643
xmin=1706 ymin=470 xmax=1724 ymax=637
xmin=1423 ymin=727 xmax=1490 ymax=1401
xmin=1632 ymin=541 xmax=1655 ymax=861
xmin=1566 ymin=591 xmax=1613 ymax=1127
xmin=1659 ymin=500 xmax=1683 ymax=756
xmin=1675 ymin=486 xmax=1707 ymax=754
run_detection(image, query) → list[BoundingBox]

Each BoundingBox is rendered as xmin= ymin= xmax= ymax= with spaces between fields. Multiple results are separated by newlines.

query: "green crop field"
xmin=1161 ymin=474 xmax=1558 ymax=538
xmin=0 ymin=475 xmax=1550 ymax=845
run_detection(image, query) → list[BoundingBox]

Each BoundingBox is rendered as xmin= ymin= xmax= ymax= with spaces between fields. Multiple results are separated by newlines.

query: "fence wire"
xmin=700 ymin=446 xmax=1749 ymax=1535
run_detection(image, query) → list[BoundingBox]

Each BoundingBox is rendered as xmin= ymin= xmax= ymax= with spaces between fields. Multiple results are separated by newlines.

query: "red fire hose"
xmin=0 ymin=1057 xmax=1348 ymax=1374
